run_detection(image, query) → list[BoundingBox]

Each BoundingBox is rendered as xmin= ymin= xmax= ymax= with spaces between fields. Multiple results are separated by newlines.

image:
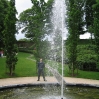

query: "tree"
xmin=66 ymin=0 xmax=85 ymax=76
xmin=77 ymin=45 xmax=97 ymax=71
xmin=0 ymin=0 xmax=9 ymax=48
xmin=84 ymin=0 xmax=96 ymax=41
xmin=3 ymin=0 xmax=18 ymax=76
xmin=18 ymin=0 xmax=54 ymax=61
xmin=93 ymin=0 xmax=99 ymax=69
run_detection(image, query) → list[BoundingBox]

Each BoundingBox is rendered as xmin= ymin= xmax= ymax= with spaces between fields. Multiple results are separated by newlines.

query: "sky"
xmin=15 ymin=0 xmax=90 ymax=40
xmin=15 ymin=0 xmax=33 ymax=40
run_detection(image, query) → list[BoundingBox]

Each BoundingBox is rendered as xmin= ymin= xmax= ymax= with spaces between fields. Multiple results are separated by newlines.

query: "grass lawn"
xmin=64 ymin=65 xmax=99 ymax=80
xmin=15 ymin=52 xmax=37 ymax=77
xmin=0 ymin=52 xmax=99 ymax=80
xmin=0 ymin=57 xmax=6 ymax=78
xmin=46 ymin=60 xmax=99 ymax=80
xmin=0 ymin=52 xmax=37 ymax=78
xmin=76 ymin=69 xmax=99 ymax=80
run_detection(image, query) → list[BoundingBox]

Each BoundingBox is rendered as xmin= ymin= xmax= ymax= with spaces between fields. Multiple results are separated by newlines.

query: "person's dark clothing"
xmin=37 ymin=62 xmax=45 ymax=81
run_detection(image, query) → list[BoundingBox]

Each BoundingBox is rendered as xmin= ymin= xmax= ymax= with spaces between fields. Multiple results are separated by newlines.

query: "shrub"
xmin=77 ymin=45 xmax=98 ymax=71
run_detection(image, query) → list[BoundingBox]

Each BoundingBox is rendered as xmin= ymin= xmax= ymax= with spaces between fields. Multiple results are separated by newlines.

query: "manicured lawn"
xmin=76 ymin=70 xmax=99 ymax=80
xmin=0 ymin=57 xmax=7 ymax=78
xmin=0 ymin=52 xmax=37 ymax=78
xmin=15 ymin=52 xmax=37 ymax=77
xmin=46 ymin=60 xmax=99 ymax=80
xmin=64 ymin=65 xmax=99 ymax=80
xmin=0 ymin=52 xmax=99 ymax=80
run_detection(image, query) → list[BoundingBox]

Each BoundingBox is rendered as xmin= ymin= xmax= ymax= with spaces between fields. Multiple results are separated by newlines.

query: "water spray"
xmin=61 ymin=0 xmax=65 ymax=98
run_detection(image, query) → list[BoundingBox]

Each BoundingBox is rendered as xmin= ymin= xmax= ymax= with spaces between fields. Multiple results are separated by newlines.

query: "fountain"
xmin=45 ymin=0 xmax=67 ymax=98
xmin=0 ymin=0 xmax=99 ymax=99
xmin=0 ymin=86 xmax=99 ymax=99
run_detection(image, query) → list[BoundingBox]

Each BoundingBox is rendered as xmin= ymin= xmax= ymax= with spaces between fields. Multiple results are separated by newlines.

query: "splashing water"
xmin=46 ymin=0 xmax=67 ymax=98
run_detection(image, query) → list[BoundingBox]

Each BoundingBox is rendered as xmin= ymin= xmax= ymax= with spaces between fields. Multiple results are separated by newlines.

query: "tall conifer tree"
xmin=93 ymin=0 xmax=99 ymax=69
xmin=67 ymin=0 xmax=85 ymax=76
xmin=3 ymin=0 xmax=18 ymax=75
xmin=0 ymin=0 xmax=9 ymax=48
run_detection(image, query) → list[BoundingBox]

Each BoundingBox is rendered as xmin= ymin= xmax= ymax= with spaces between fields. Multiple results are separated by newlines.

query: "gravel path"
xmin=0 ymin=76 xmax=99 ymax=88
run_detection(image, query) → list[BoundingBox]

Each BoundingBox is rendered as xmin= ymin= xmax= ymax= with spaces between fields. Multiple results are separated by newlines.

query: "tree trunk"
xmin=9 ymin=67 xmax=13 ymax=76
xmin=76 ymin=63 xmax=78 ymax=75
xmin=72 ymin=63 xmax=74 ymax=76
xmin=9 ymin=63 xmax=14 ymax=76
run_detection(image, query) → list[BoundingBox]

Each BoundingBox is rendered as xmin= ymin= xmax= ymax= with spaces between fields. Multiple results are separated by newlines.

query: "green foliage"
xmin=77 ymin=45 xmax=98 ymax=71
xmin=0 ymin=0 xmax=9 ymax=48
xmin=84 ymin=0 xmax=96 ymax=28
xmin=0 ymin=52 xmax=99 ymax=80
xmin=66 ymin=0 xmax=98 ymax=75
xmin=18 ymin=0 xmax=54 ymax=61
xmin=66 ymin=0 xmax=85 ymax=75
xmin=66 ymin=39 xmax=98 ymax=71
xmin=84 ymin=0 xmax=96 ymax=40
xmin=93 ymin=0 xmax=99 ymax=69
xmin=33 ymin=40 xmax=50 ymax=61
xmin=0 ymin=52 xmax=36 ymax=78
xmin=3 ymin=0 xmax=18 ymax=75
xmin=19 ymin=48 xmax=33 ymax=54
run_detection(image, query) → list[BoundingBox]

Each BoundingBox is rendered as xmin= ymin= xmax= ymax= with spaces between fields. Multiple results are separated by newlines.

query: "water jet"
xmin=0 ymin=0 xmax=99 ymax=99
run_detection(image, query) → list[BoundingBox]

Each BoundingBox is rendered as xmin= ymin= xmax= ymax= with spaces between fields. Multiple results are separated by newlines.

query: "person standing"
xmin=37 ymin=58 xmax=46 ymax=81
xmin=1 ymin=50 xmax=3 ymax=57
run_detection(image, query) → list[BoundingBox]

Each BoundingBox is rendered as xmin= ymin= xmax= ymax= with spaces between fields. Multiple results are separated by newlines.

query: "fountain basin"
xmin=0 ymin=84 xmax=99 ymax=99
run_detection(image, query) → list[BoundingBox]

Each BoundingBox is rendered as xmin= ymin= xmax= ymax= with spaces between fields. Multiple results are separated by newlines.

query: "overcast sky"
xmin=15 ymin=0 xmax=32 ymax=40
xmin=15 ymin=0 xmax=90 ymax=40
